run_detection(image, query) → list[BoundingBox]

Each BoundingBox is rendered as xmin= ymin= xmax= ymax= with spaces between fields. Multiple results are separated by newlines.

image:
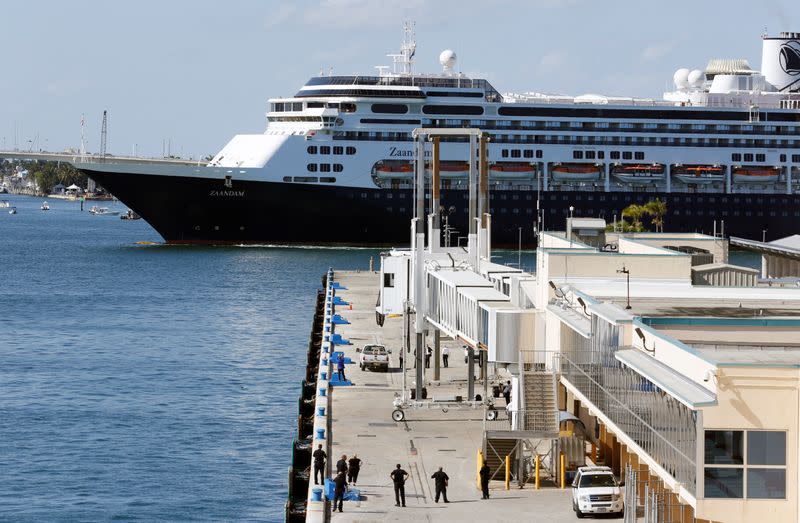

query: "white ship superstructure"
xmin=71 ymin=26 xmax=800 ymax=245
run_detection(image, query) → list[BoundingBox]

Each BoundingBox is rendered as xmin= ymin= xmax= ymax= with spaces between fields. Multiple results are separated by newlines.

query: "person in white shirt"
xmin=442 ymin=346 xmax=449 ymax=367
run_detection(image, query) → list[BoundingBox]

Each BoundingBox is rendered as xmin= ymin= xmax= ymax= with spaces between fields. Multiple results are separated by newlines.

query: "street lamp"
xmin=617 ymin=265 xmax=632 ymax=309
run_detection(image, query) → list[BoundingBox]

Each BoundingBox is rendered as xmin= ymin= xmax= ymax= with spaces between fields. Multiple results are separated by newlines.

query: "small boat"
xmin=9 ymin=206 xmax=17 ymax=215
xmin=373 ymin=161 xmax=413 ymax=180
xmin=732 ymin=166 xmax=780 ymax=184
xmin=41 ymin=201 xmax=50 ymax=211
xmin=672 ymin=165 xmax=725 ymax=185
xmin=489 ymin=162 xmax=536 ymax=180
xmin=427 ymin=161 xmax=470 ymax=179
xmin=612 ymin=163 xmax=665 ymax=184
xmin=551 ymin=163 xmax=602 ymax=182
xmin=120 ymin=209 xmax=141 ymax=220
xmin=89 ymin=205 xmax=120 ymax=216
xmin=0 ymin=200 xmax=10 ymax=208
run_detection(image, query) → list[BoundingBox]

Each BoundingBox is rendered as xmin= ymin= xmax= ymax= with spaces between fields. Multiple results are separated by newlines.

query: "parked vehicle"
xmin=571 ymin=466 xmax=624 ymax=518
xmin=357 ymin=344 xmax=390 ymax=372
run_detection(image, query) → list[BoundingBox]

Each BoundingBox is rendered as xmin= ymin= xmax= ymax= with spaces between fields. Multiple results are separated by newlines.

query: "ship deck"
xmin=314 ymin=270 xmax=578 ymax=522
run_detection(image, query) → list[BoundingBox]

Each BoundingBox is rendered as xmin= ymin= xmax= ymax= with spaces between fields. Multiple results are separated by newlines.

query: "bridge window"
xmin=422 ymin=105 xmax=484 ymax=115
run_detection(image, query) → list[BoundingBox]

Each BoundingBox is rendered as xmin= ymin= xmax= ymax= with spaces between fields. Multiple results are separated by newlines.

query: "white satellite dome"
xmin=673 ymin=68 xmax=690 ymax=89
xmin=439 ymin=49 xmax=457 ymax=69
xmin=688 ymin=69 xmax=705 ymax=88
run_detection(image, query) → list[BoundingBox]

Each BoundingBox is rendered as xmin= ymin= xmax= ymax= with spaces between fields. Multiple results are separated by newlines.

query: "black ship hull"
xmin=80 ymin=168 xmax=800 ymax=245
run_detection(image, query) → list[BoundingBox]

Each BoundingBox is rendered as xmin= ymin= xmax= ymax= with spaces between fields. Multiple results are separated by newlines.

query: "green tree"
xmin=622 ymin=203 xmax=647 ymax=232
xmin=644 ymin=198 xmax=667 ymax=233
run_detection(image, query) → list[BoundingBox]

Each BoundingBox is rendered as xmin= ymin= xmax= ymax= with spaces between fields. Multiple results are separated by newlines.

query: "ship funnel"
xmin=761 ymin=31 xmax=800 ymax=92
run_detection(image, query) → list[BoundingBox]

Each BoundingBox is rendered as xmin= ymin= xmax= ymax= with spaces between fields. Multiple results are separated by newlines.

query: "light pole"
xmin=568 ymin=205 xmax=574 ymax=247
xmin=762 ymin=229 xmax=767 ymax=243
xmin=617 ymin=265 xmax=632 ymax=309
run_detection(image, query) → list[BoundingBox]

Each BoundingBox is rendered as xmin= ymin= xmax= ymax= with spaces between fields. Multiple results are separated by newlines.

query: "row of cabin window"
xmin=307 ymin=145 xmax=357 ymax=155
xmin=307 ymin=163 xmax=344 ymax=173
xmin=501 ymin=149 xmax=544 ymax=159
xmin=732 ymin=153 xmax=768 ymax=162
xmin=283 ymin=176 xmax=337 ymax=183
xmin=775 ymin=154 xmax=800 ymax=163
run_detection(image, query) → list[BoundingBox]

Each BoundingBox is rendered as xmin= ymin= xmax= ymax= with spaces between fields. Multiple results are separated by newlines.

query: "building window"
xmin=383 ymin=272 xmax=395 ymax=287
xmin=333 ymin=164 xmax=344 ymax=172
xmin=502 ymin=149 xmax=509 ymax=158
xmin=756 ymin=153 xmax=765 ymax=162
xmin=704 ymin=430 xmax=786 ymax=499
xmin=732 ymin=153 xmax=742 ymax=162
xmin=307 ymin=146 xmax=317 ymax=154
xmin=610 ymin=151 xmax=620 ymax=160
xmin=536 ymin=150 xmax=543 ymax=158
xmin=283 ymin=176 xmax=292 ymax=182
xmin=598 ymin=151 xmax=605 ymax=159
xmin=634 ymin=151 xmax=644 ymax=160
xmin=307 ymin=163 xmax=318 ymax=172
xmin=293 ymin=176 xmax=318 ymax=182
xmin=744 ymin=153 xmax=754 ymax=162
xmin=320 ymin=163 xmax=331 ymax=172
xmin=346 ymin=146 xmax=356 ymax=155
xmin=573 ymin=150 xmax=584 ymax=159
xmin=793 ymin=154 xmax=800 ymax=163
xmin=524 ymin=150 xmax=533 ymax=158
xmin=319 ymin=177 xmax=336 ymax=183
xmin=585 ymin=151 xmax=595 ymax=159
xmin=780 ymin=154 xmax=786 ymax=162
xmin=333 ymin=146 xmax=343 ymax=155
xmin=320 ymin=146 xmax=331 ymax=154
xmin=622 ymin=151 xmax=632 ymax=160
xmin=511 ymin=149 xmax=521 ymax=158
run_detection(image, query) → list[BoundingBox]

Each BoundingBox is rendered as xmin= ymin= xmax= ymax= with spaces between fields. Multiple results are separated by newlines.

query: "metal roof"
xmin=729 ymin=236 xmax=800 ymax=261
xmin=548 ymin=304 xmax=592 ymax=337
xmin=615 ymin=349 xmax=717 ymax=408
xmin=458 ymin=286 xmax=510 ymax=302
xmin=429 ymin=269 xmax=496 ymax=287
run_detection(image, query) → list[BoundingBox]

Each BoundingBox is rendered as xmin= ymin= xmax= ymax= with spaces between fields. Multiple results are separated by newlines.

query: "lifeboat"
xmin=612 ymin=163 xmax=665 ymax=184
xmin=672 ymin=165 xmax=725 ymax=185
xmin=550 ymin=163 xmax=602 ymax=182
xmin=373 ymin=161 xmax=413 ymax=180
xmin=489 ymin=162 xmax=535 ymax=180
xmin=426 ymin=161 xmax=469 ymax=179
xmin=732 ymin=166 xmax=780 ymax=184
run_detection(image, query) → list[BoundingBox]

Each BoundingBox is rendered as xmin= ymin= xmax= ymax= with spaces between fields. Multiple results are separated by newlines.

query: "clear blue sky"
xmin=1 ymin=0 xmax=796 ymax=159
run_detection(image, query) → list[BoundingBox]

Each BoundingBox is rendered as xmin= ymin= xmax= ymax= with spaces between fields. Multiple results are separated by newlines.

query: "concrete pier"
xmin=315 ymin=270 xmax=576 ymax=522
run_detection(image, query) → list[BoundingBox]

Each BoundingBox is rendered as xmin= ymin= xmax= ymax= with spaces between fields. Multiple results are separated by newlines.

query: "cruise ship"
xmin=76 ymin=26 xmax=800 ymax=245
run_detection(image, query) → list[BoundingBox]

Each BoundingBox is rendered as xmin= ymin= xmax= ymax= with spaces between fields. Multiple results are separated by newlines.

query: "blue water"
xmin=0 ymin=195 xmax=379 ymax=522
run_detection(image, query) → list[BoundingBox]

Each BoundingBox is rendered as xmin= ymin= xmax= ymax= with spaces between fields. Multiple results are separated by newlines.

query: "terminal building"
xmin=378 ymin=222 xmax=800 ymax=522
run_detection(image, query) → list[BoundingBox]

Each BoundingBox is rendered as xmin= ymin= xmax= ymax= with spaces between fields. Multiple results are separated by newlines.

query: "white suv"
xmin=571 ymin=466 xmax=624 ymax=518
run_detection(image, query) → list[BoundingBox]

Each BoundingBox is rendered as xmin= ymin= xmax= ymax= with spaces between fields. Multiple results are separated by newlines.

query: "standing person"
xmin=336 ymin=454 xmax=348 ymax=476
xmin=463 ymin=345 xmax=469 ymax=364
xmin=442 ymin=346 xmax=449 ymax=368
xmin=503 ymin=380 xmax=512 ymax=405
xmin=312 ymin=444 xmax=327 ymax=485
xmin=337 ymin=353 xmax=346 ymax=381
xmin=431 ymin=467 xmax=450 ymax=503
xmin=347 ymin=455 xmax=362 ymax=485
xmin=390 ymin=463 xmax=409 ymax=507
xmin=332 ymin=471 xmax=347 ymax=513
xmin=479 ymin=462 xmax=491 ymax=499
xmin=398 ymin=350 xmax=403 ymax=371
xmin=425 ymin=346 xmax=432 ymax=368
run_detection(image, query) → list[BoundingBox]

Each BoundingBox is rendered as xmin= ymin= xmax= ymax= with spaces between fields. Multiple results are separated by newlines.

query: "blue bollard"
xmin=324 ymin=325 xmax=330 ymax=332
xmin=312 ymin=487 xmax=323 ymax=501
xmin=324 ymin=335 xmax=330 ymax=342
xmin=316 ymin=427 xmax=325 ymax=439
xmin=320 ymin=371 xmax=327 ymax=381
xmin=317 ymin=406 xmax=325 ymax=416
xmin=319 ymin=387 xmax=326 ymax=397
xmin=322 ymin=357 xmax=328 ymax=366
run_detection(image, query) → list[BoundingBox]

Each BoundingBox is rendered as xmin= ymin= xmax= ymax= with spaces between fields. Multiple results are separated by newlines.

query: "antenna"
xmin=100 ymin=110 xmax=108 ymax=157
xmin=386 ymin=20 xmax=416 ymax=75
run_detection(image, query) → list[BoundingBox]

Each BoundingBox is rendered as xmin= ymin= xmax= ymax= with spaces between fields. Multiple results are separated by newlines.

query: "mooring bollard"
xmin=320 ymin=371 xmax=327 ymax=381
xmin=316 ymin=427 xmax=325 ymax=439
xmin=317 ymin=406 xmax=325 ymax=417
xmin=319 ymin=387 xmax=327 ymax=397
xmin=312 ymin=487 xmax=323 ymax=502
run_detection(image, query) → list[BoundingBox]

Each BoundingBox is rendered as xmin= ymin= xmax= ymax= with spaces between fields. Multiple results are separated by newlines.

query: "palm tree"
xmin=622 ymin=203 xmax=646 ymax=232
xmin=644 ymin=198 xmax=667 ymax=232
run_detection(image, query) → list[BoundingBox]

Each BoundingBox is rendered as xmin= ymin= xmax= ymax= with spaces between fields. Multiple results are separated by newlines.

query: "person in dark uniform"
xmin=503 ymin=380 xmax=512 ymax=405
xmin=479 ymin=462 xmax=491 ymax=499
xmin=336 ymin=454 xmax=348 ymax=476
xmin=431 ymin=467 xmax=450 ymax=503
xmin=337 ymin=353 xmax=346 ymax=381
xmin=425 ymin=346 xmax=432 ymax=368
xmin=332 ymin=471 xmax=347 ymax=513
xmin=312 ymin=444 xmax=327 ymax=485
xmin=347 ymin=454 xmax=362 ymax=484
xmin=390 ymin=463 xmax=408 ymax=507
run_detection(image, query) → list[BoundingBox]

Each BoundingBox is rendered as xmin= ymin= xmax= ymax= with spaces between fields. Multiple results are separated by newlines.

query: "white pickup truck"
xmin=358 ymin=344 xmax=390 ymax=372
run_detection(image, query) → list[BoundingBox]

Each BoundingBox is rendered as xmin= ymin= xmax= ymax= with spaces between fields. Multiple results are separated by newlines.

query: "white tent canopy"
xmin=66 ymin=184 xmax=81 ymax=190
